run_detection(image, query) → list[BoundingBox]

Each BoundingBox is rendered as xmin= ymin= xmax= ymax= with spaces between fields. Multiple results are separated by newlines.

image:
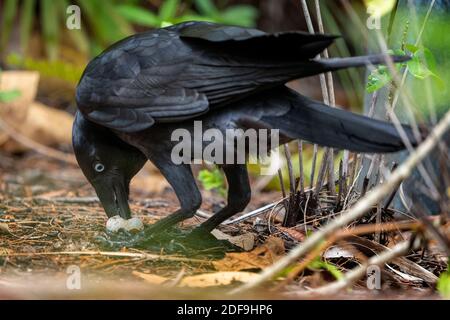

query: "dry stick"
xmin=300 ymin=0 xmax=323 ymax=195
xmin=230 ymin=109 xmax=450 ymax=295
xmin=283 ymin=144 xmax=297 ymax=226
xmin=0 ymin=117 xmax=77 ymax=165
xmin=288 ymin=237 xmax=421 ymax=297
xmin=0 ymin=250 xmax=211 ymax=264
xmin=315 ymin=0 xmax=337 ymax=198
xmin=337 ymin=160 xmax=344 ymax=206
xmin=284 ymin=144 xmax=296 ymax=194
xmin=314 ymin=148 xmax=329 ymax=197
xmin=309 ymin=145 xmax=318 ymax=190
xmin=298 ymin=141 xmax=305 ymax=193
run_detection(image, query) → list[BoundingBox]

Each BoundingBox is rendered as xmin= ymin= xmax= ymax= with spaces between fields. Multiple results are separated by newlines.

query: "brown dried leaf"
xmin=179 ymin=271 xmax=258 ymax=288
xmin=277 ymin=226 xmax=306 ymax=242
xmin=132 ymin=271 xmax=169 ymax=285
xmin=211 ymin=229 xmax=255 ymax=251
xmin=213 ymin=236 xmax=285 ymax=271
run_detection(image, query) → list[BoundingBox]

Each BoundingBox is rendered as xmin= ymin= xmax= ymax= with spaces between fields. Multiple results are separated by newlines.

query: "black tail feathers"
xmin=259 ymin=89 xmax=418 ymax=153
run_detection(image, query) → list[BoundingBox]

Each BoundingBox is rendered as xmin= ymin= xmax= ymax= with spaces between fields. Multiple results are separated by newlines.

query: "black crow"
xmin=73 ymin=22 xmax=416 ymax=239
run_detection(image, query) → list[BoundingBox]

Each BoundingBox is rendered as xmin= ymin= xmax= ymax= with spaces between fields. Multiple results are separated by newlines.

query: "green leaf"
xmin=308 ymin=258 xmax=343 ymax=280
xmin=117 ymin=5 xmax=160 ymax=27
xmin=221 ymin=5 xmax=258 ymax=27
xmin=174 ymin=14 xmax=217 ymax=24
xmin=366 ymin=66 xmax=392 ymax=93
xmin=195 ymin=0 xmax=219 ymax=16
xmin=406 ymin=46 xmax=440 ymax=81
xmin=0 ymin=89 xmax=21 ymax=103
xmin=19 ymin=0 xmax=35 ymax=55
xmin=159 ymin=0 xmax=180 ymax=21
xmin=437 ymin=267 xmax=450 ymax=299
xmin=405 ymin=43 xmax=419 ymax=54
xmin=41 ymin=0 xmax=60 ymax=60
xmin=198 ymin=168 xmax=226 ymax=197
xmin=408 ymin=54 xmax=431 ymax=80
xmin=0 ymin=0 xmax=18 ymax=52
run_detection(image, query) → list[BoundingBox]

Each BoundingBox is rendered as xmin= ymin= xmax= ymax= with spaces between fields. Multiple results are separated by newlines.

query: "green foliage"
xmin=6 ymin=53 xmax=84 ymax=85
xmin=437 ymin=266 xmax=450 ymax=299
xmin=0 ymin=0 xmax=259 ymax=60
xmin=117 ymin=0 xmax=258 ymax=29
xmin=308 ymin=257 xmax=344 ymax=280
xmin=366 ymin=65 xmax=392 ymax=93
xmin=193 ymin=0 xmax=258 ymax=27
xmin=405 ymin=44 xmax=444 ymax=89
xmin=0 ymin=0 xmax=18 ymax=53
xmin=366 ymin=45 xmax=444 ymax=93
xmin=198 ymin=167 xmax=226 ymax=197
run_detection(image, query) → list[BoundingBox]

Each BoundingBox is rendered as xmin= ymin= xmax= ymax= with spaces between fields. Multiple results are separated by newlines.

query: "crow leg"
xmin=144 ymin=161 xmax=202 ymax=235
xmin=195 ymin=164 xmax=251 ymax=234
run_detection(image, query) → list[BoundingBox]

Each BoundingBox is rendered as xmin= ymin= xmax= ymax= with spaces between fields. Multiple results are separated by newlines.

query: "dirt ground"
xmin=0 ymin=152 xmax=447 ymax=299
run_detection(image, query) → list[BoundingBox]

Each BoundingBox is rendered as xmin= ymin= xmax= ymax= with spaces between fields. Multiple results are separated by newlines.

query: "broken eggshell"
xmin=106 ymin=216 xmax=144 ymax=233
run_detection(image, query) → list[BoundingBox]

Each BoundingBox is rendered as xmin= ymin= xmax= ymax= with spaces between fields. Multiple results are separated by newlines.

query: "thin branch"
xmin=0 ymin=250 xmax=211 ymax=264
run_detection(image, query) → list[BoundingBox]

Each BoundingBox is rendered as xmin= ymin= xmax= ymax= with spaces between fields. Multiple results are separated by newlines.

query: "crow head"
xmin=72 ymin=112 xmax=147 ymax=219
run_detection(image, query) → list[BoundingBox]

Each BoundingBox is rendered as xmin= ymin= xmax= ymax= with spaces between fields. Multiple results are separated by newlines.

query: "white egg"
xmin=125 ymin=217 xmax=144 ymax=233
xmin=105 ymin=215 xmax=127 ymax=233
xmin=105 ymin=216 xmax=144 ymax=233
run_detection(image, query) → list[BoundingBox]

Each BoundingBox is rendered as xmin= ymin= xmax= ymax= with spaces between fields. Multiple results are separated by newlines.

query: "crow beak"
xmin=93 ymin=177 xmax=131 ymax=219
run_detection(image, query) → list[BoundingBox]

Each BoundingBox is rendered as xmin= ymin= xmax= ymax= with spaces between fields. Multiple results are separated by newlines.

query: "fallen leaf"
xmin=132 ymin=271 xmax=169 ymax=285
xmin=211 ymin=229 xmax=255 ymax=251
xmin=277 ymin=226 xmax=306 ymax=242
xmin=213 ymin=236 xmax=285 ymax=271
xmin=323 ymin=245 xmax=355 ymax=259
xmin=179 ymin=271 xmax=258 ymax=288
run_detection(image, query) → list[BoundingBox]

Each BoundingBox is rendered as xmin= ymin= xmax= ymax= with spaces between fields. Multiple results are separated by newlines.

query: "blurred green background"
xmin=0 ymin=0 xmax=449 ymax=192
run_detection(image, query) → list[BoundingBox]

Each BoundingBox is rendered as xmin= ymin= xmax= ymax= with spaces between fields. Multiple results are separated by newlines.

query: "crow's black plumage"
xmin=73 ymin=22 xmax=416 ymax=239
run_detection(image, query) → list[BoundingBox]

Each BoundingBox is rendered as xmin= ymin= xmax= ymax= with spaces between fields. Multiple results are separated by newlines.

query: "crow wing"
xmin=76 ymin=22 xmax=336 ymax=133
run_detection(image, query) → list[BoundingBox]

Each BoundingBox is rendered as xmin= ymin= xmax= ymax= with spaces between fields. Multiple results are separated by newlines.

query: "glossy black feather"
xmin=76 ymin=22 xmax=339 ymax=132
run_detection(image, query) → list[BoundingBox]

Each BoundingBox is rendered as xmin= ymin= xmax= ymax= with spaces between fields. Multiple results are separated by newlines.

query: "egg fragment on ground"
xmin=105 ymin=215 xmax=127 ymax=233
xmin=106 ymin=216 xmax=144 ymax=233
xmin=126 ymin=217 xmax=144 ymax=233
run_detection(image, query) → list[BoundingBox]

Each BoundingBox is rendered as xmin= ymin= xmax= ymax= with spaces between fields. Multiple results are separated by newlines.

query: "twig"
xmin=314 ymin=0 xmax=337 ymax=198
xmin=298 ymin=141 xmax=305 ymax=193
xmin=0 ymin=250 xmax=211 ymax=264
xmin=31 ymin=196 xmax=100 ymax=204
xmin=283 ymin=144 xmax=296 ymax=194
xmin=230 ymin=109 xmax=450 ymax=294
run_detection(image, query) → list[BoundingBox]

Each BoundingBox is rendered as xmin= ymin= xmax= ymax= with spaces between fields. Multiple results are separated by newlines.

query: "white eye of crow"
xmin=94 ymin=163 xmax=105 ymax=173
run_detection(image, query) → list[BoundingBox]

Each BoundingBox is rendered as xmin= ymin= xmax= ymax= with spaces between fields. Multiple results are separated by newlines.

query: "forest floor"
xmin=0 ymin=152 xmax=447 ymax=299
